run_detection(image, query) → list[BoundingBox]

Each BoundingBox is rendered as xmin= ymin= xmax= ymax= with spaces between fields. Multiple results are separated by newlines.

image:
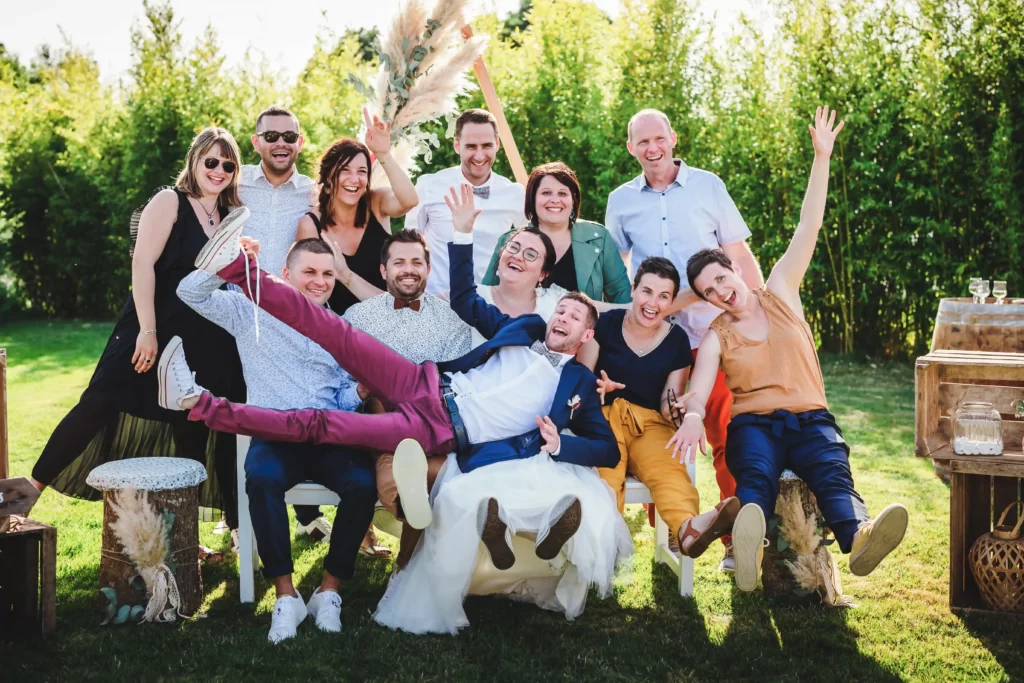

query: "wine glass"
xmin=993 ymin=280 xmax=1007 ymax=305
xmin=978 ymin=279 xmax=991 ymax=303
xmin=969 ymin=277 xmax=982 ymax=303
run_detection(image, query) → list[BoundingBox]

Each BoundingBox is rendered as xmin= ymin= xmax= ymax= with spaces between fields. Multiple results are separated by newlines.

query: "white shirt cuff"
xmin=451 ymin=231 xmax=474 ymax=245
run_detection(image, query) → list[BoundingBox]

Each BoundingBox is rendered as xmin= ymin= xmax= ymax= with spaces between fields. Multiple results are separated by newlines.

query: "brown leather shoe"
xmin=678 ymin=496 xmax=741 ymax=559
xmin=536 ymin=497 xmax=582 ymax=561
xmin=478 ymin=498 xmax=516 ymax=570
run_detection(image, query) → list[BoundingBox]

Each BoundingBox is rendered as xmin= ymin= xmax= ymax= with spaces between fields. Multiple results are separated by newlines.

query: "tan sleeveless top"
xmin=709 ymin=287 xmax=828 ymax=417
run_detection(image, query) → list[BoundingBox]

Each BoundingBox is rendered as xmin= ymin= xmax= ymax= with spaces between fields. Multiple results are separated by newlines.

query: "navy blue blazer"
xmin=438 ymin=241 xmax=619 ymax=473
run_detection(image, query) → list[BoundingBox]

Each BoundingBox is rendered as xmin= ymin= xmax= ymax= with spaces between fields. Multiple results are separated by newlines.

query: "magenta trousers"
xmin=187 ymin=253 xmax=456 ymax=455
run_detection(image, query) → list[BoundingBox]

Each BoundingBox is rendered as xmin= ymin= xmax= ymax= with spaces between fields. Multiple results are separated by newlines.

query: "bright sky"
xmin=1 ymin=0 xmax=747 ymax=83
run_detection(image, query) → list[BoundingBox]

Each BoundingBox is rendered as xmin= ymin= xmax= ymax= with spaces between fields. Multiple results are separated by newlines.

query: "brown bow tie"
xmin=394 ymin=298 xmax=422 ymax=312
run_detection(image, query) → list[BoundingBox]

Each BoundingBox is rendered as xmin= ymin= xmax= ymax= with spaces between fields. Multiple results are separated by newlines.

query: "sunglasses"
xmin=505 ymin=240 xmax=541 ymax=262
xmin=257 ymin=131 xmax=300 ymax=144
xmin=203 ymin=157 xmax=237 ymax=174
xmin=667 ymin=388 xmax=682 ymax=428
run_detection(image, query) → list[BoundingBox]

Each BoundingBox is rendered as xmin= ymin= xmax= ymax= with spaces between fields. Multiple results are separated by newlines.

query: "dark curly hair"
xmin=316 ymin=137 xmax=372 ymax=230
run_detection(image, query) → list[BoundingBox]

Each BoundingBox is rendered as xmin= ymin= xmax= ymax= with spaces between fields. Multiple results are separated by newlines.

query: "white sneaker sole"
xmin=732 ymin=503 xmax=766 ymax=593
xmin=849 ymin=503 xmax=908 ymax=576
xmin=157 ymin=335 xmax=185 ymax=410
xmin=194 ymin=206 xmax=250 ymax=271
xmin=393 ymin=439 xmax=432 ymax=530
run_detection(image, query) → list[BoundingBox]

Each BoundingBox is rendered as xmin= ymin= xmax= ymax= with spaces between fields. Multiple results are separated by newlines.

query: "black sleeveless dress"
xmin=307 ymin=210 xmax=389 ymax=315
xmin=33 ymin=189 xmax=247 ymax=525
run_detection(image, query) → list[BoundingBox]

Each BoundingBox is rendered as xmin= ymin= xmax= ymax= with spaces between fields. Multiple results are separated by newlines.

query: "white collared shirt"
xmin=449 ymin=344 xmax=572 ymax=445
xmin=605 ymin=160 xmax=750 ymax=347
xmin=239 ymin=164 xmax=317 ymax=275
xmin=406 ymin=166 xmax=528 ymax=298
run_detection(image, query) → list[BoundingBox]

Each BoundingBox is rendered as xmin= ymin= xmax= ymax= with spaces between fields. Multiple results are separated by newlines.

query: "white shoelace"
xmin=244 ymin=251 xmax=261 ymax=343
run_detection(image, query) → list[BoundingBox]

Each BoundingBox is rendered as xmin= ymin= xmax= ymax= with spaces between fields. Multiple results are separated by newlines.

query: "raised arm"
xmin=364 ymin=108 xmax=418 ymax=218
xmin=767 ymin=106 xmax=844 ymax=306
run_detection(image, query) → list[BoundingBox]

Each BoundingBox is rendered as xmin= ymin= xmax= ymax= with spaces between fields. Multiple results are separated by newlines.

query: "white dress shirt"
xmin=343 ymin=292 xmax=472 ymax=364
xmin=605 ymin=160 xmax=750 ymax=347
xmin=449 ymin=345 xmax=573 ymax=446
xmin=239 ymin=164 xmax=317 ymax=276
xmin=406 ymin=166 xmax=528 ymax=298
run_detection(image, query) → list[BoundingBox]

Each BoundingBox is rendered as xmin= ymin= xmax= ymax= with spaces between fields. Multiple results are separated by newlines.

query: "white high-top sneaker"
xmin=306 ymin=587 xmax=342 ymax=633
xmin=157 ymin=336 xmax=205 ymax=410
xmin=268 ymin=591 xmax=307 ymax=644
xmin=193 ymin=206 xmax=250 ymax=273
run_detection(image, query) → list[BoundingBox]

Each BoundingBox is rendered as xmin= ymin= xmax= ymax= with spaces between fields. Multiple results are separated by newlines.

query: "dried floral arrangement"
xmin=347 ymin=0 xmax=487 ymax=182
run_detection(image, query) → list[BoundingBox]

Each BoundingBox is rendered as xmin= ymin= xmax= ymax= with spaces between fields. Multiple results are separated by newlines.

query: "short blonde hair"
xmin=627 ymin=109 xmax=673 ymax=142
xmin=175 ymin=127 xmax=243 ymax=208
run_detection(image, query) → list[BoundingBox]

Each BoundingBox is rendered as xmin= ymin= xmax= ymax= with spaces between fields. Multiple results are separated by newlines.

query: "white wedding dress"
xmin=373 ymin=452 xmax=633 ymax=635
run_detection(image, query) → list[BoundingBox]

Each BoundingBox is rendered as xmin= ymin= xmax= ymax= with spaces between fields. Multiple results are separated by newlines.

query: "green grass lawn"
xmin=2 ymin=320 xmax=1022 ymax=682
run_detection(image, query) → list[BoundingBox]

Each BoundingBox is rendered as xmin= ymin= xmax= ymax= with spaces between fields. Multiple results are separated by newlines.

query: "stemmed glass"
xmin=969 ymin=277 xmax=982 ymax=303
xmin=993 ymin=280 xmax=1007 ymax=305
xmin=977 ymin=279 xmax=991 ymax=303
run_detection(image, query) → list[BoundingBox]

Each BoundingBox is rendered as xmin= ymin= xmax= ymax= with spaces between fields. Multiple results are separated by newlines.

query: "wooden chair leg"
xmin=236 ymin=435 xmax=255 ymax=604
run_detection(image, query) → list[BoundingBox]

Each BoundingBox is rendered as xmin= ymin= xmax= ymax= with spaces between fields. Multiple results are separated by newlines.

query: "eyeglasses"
xmin=203 ymin=157 xmax=237 ymax=174
xmin=257 ymin=131 xmax=300 ymax=144
xmin=505 ymin=240 xmax=541 ymax=262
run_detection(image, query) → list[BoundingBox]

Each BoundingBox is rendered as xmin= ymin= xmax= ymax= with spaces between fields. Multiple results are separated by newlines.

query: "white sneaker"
xmin=157 ymin=336 xmax=205 ymax=410
xmin=718 ymin=543 xmax=736 ymax=573
xmin=193 ymin=206 xmax=250 ymax=272
xmin=267 ymin=592 xmax=306 ymax=644
xmin=296 ymin=516 xmax=333 ymax=544
xmin=393 ymin=438 xmax=432 ymax=530
xmin=306 ymin=587 xmax=342 ymax=633
xmin=230 ymin=528 xmax=240 ymax=554
xmin=731 ymin=503 xmax=767 ymax=593
xmin=212 ymin=518 xmax=230 ymax=535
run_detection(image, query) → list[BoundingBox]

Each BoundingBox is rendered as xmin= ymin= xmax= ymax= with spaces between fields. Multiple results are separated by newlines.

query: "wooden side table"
xmin=0 ymin=518 xmax=57 ymax=638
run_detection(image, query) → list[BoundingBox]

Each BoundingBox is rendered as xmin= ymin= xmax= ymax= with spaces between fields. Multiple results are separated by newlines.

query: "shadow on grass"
xmin=957 ymin=612 xmax=1024 ymax=680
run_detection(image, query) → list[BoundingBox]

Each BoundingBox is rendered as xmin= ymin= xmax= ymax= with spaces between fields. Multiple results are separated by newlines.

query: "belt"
xmin=439 ymin=374 xmax=470 ymax=458
xmin=732 ymin=409 xmax=832 ymax=438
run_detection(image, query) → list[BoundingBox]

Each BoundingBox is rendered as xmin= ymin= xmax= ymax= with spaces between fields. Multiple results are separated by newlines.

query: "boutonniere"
xmin=568 ymin=394 xmax=582 ymax=419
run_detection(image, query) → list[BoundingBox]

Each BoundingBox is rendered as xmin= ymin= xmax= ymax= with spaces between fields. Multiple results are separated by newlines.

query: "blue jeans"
xmin=245 ymin=438 xmax=376 ymax=580
xmin=725 ymin=410 xmax=869 ymax=552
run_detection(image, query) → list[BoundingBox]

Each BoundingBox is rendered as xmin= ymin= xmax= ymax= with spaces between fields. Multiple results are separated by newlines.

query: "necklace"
xmin=197 ymin=198 xmax=218 ymax=226
xmin=622 ymin=314 xmax=667 ymax=357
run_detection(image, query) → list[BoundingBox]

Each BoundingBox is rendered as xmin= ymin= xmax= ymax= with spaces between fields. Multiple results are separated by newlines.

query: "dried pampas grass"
xmin=776 ymin=485 xmax=854 ymax=607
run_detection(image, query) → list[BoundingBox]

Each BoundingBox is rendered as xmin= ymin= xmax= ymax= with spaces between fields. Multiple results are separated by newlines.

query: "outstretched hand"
xmin=363 ymin=106 xmax=392 ymax=159
xmin=536 ymin=415 xmax=561 ymax=454
xmin=809 ymin=105 xmax=844 ymax=158
xmin=596 ymin=370 xmax=625 ymax=405
xmin=443 ymin=184 xmax=483 ymax=234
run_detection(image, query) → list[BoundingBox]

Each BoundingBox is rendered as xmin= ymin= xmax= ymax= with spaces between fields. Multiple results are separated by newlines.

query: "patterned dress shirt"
xmin=343 ymin=292 xmax=472 ymax=365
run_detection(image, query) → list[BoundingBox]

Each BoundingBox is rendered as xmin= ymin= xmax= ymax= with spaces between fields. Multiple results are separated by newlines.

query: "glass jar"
xmin=953 ymin=401 xmax=1003 ymax=455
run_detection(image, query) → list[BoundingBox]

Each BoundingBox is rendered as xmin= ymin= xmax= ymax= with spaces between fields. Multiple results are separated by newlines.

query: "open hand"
xmin=443 ymin=184 xmax=483 ymax=234
xmin=596 ymin=370 xmax=625 ymax=405
xmin=363 ymin=107 xmax=392 ymax=159
xmin=665 ymin=413 xmax=706 ymax=464
xmin=536 ymin=415 xmax=560 ymax=454
xmin=322 ymin=237 xmax=352 ymax=281
xmin=809 ymin=105 xmax=844 ymax=158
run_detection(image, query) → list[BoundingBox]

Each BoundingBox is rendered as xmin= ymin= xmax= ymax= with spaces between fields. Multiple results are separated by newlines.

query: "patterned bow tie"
xmin=530 ymin=340 xmax=563 ymax=368
xmin=393 ymin=298 xmax=422 ymax=312
xmin=472 ymin=185 xmax=490 ymax=200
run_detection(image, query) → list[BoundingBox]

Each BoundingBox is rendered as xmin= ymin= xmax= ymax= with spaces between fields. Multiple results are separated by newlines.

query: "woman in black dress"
xmin=30 ymin=127 xmax=247 ymax=528
xmin=296 ymin=109 xmax=419 ymax=314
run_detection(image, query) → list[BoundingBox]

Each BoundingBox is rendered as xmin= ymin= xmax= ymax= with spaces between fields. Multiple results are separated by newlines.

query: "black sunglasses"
xmin=505 ymin=240 xmax=541 ymax=262
xmin=203 ymin=157 xmax=237 ymax=174
xmin=257 ymin=131 xmax=300 ymax=144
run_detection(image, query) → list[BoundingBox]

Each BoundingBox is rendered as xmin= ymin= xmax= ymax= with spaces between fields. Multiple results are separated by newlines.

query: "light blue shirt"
xmin=239 ymin=164 xmax=317 ymax=276
xmin=177 ymin=271 xmax=361 ymax=412
xmin=605 ymin=160 xmax=750 ymax=346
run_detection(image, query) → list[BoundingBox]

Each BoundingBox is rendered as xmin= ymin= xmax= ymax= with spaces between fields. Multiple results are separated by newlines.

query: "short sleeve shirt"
xmin=605 ymin=160 xmax=750 ymax=348
xmin=593 ymin=309 xmax=693 ymax=411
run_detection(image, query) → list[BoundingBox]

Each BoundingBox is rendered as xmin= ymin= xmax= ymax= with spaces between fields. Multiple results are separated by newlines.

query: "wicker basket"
xmin=968 ymin=502 xmax=1024 ymax=613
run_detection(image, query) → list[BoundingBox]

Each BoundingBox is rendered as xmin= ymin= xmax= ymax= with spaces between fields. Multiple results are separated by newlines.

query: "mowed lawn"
xmin=1 ymin=320 xmax=1022 ymax=682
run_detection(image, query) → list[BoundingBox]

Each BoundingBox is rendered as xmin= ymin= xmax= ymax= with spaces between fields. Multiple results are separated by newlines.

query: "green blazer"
xmin=482 ymin=219 xmax=632 ymax=303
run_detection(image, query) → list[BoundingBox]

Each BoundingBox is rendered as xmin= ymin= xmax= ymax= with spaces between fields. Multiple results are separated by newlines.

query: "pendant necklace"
xmin=198 ymin=198 xmax=217 ymax=226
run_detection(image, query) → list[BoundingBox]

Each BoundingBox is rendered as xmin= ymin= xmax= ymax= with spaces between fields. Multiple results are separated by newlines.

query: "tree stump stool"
xmin=761 ymin=470 xmax=845 ymax=604
xmin=86 ymin=458 xmax=207 ymax=619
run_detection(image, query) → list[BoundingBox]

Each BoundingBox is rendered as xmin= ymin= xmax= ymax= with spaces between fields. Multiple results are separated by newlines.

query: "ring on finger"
xmin=144 ymin=359 xmax=153 ymax=364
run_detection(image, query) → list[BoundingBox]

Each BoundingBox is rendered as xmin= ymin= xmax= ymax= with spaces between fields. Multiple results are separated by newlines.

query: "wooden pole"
xmin=462 ymin=25 xmax=529 ymax=187
xmin=1 ymin=349 xmax=7 ymax=481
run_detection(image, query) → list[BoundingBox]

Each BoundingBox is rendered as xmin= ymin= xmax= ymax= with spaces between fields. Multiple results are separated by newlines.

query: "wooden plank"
xmin=40 ymin=526 xmax=56 ymax=636
xmin=17 ymin=536 xmax=39 ymax=624
xmin=945 ymin=454 xmax=1024 ymax=479
xmin=0 ymin=349 xmax=6 ymax=481
xmin=938 ymin=383 xmax=1024 ymax=418
xmin=949 ymin=471 xmax=969 ymax=610
xmin=0 ymin=478 xmax=42 ymax=517
xmin=925 ymin=349 xmax=1024 ymax=364
xmin=916 ymin=361 xmax=940 ymax=457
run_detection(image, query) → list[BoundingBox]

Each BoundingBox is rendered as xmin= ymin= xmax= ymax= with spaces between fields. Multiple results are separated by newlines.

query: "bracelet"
xmin=142 ymin=329 xmax=157 ymax=335
xmin=377 ymin=155 xmax=392 ymax=166
xmin=683 ymin=412 xmax=701 ymax=420
xmin=343 ymin=271 xmax=354 ymax=289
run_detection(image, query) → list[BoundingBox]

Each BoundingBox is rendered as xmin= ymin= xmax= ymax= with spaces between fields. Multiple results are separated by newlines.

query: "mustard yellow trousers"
xmin=599 ymin=398 xmax=700 ymax=537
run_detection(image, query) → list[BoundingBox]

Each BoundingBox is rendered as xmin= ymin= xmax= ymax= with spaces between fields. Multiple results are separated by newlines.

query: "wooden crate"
xmin=915 ymin=349 xmax=1024 ymax=614
xmin=0 ymin=519 xmax=56 ymax=638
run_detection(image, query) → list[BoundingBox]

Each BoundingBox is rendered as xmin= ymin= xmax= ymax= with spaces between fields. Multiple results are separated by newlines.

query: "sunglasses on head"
xmin=505 ymin=240 xmax=541 ymax=262
xmin=257 ymin=131 xmax=300 ymax=144
xmin=203 ymin=157 xmax=237 ymax=174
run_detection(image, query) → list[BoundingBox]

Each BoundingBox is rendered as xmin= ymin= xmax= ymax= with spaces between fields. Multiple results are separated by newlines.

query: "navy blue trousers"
xmin=725 ymin=410 xmax=869 ymax=553
xmin=245 ymin=438 xmax=376 ymax=580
